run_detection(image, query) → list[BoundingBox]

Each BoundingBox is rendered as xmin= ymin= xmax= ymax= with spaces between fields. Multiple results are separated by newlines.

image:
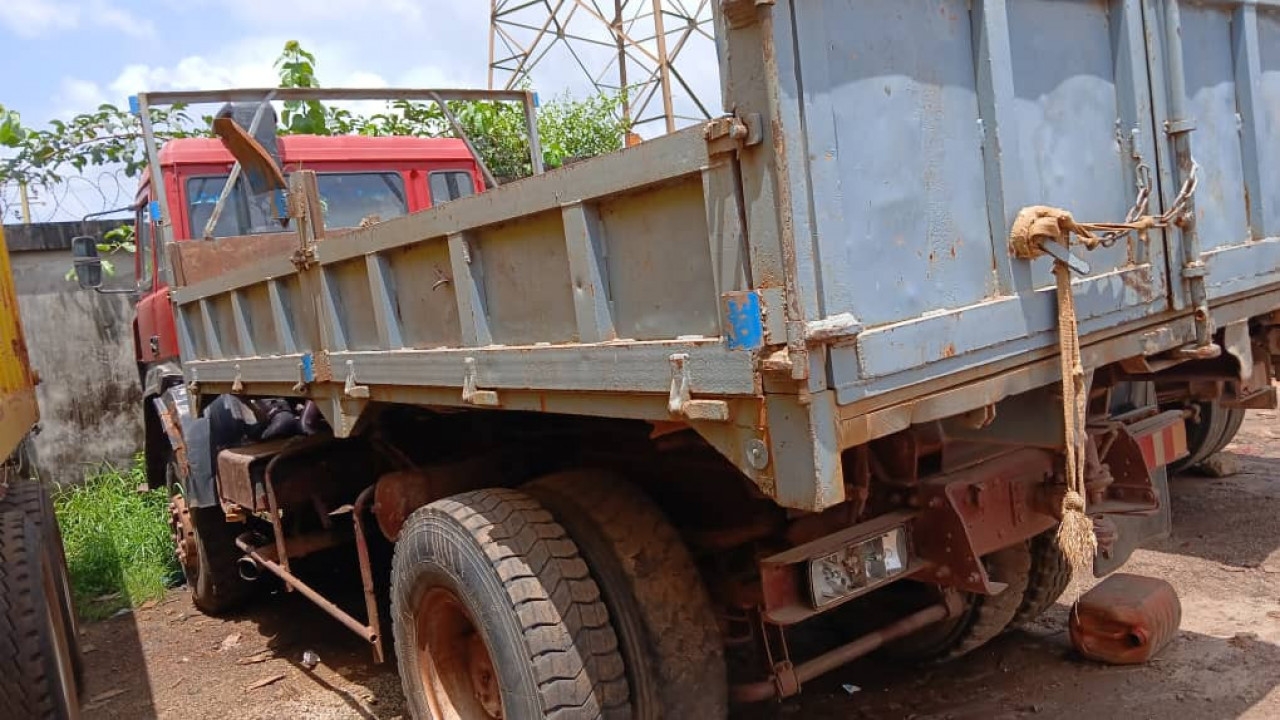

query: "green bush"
xmin=53 ymin=457 xmax=178 ymax=620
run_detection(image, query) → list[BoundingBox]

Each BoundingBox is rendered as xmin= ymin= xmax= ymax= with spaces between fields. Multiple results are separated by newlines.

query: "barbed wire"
xmin=0 ymin=169 xmax=135 ymax=225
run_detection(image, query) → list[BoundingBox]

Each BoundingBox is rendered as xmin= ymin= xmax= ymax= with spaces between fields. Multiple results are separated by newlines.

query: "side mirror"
xmin=71 ymin=236 xmax=103 ymax=289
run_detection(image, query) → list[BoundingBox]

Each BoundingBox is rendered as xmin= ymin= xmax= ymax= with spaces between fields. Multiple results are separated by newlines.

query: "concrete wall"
xmin=5 ymin=220 xmax=144 ymax=485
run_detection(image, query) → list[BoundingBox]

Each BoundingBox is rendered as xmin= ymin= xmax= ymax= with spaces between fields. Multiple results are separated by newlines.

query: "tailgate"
xmin=1150 ymin=0 xmax=1280 ymax=304
xmin=772 ymin=0 xmax=1230 ymax=405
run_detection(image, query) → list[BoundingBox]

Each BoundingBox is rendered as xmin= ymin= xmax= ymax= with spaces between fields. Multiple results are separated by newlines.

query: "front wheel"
xmin=167 ymin=461 xmax=250 ymax=615
xmin=391 ymin=488 xmax=631 ymax=719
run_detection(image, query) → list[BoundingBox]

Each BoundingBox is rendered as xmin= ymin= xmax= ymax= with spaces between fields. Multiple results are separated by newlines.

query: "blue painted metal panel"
xmin=1254 ymin=7 xmax=1280 ymax=236
xmin=1179 ymin=3 xmax=1250 ymax=252
xmin=788 ymin=0 xmax=995 ymax=329
xmin=1155 ymin=0 xmax=1280 ymax=302
xmin=783 ymin=0 xmax=1170 ymax=403
xmin=722 ymin=292 xmax=764 ymax=351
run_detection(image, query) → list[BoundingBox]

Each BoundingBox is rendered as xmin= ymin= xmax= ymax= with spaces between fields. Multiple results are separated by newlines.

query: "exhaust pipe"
xmin=237 ymin=555 xmax=262 ymax=581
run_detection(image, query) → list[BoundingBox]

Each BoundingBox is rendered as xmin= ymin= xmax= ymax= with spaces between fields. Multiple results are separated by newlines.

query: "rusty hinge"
xmin=704 ymin=113 xmax=763 ymax=155
xmin=721 ymin=0 xmax=775 ymax=29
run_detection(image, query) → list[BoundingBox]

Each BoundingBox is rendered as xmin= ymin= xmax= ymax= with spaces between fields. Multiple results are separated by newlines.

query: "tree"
xmin=1 ymin=41 xmax=630 ymax=193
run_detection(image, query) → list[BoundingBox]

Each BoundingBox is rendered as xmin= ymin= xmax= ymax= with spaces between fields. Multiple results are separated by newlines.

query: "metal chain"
xmin=1078 ymin=161 xmax=1200 ymax=249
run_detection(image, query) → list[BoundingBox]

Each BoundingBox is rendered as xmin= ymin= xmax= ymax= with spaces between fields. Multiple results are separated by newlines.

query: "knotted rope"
xmin=1008 ymin=165 xmax=1198 ymax=571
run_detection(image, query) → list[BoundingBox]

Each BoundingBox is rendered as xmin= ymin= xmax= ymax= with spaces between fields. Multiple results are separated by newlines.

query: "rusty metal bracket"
xmin=721 ymin=0 xmax=775 ymax=29
xmin=704 ymin=113 xmax=763 ymax=155
xmin=461 ymin=357 xmax=499 ymax=407
xmin=913 ymin=449 xmax=1059 ymax=595
xmin=668 ymin=353 xmax=730 ymax=421
xmin=343 ymin=360 xmax=370 ymax=399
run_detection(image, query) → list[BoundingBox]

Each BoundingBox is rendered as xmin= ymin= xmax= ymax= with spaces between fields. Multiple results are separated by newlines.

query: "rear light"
xmin=809 ymin=526 xmax=910 ymax=607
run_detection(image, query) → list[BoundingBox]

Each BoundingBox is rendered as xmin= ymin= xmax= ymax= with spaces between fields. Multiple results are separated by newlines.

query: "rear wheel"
xmin=0 ymin=511 xmax=80 ymax=719
xmin=887 ymin=542 xmax=1032 ymax=662
xmin=1013 ymin=529 xmax=1072 ymax=627
xmin=391 ymin=488 xmax=631 ymax=719
xmin=1170 ymin=401 xmax=1245 ymax=474
xmin=526 ymin=470 xmax=728 ymax=719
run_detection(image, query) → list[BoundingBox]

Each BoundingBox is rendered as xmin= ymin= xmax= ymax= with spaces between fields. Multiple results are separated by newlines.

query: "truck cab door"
xmin=133 ymin=206 xmax=165 ymax=363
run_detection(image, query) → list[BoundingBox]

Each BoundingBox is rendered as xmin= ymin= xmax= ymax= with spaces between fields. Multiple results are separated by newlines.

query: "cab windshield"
xmin=186 ymin=171 xmax=409 ymax=237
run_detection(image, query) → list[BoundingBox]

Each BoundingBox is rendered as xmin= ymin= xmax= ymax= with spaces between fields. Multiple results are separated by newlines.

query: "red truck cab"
xmin=131 ymin=135 xmax=482 ymax=488
xmin=133 ymin=135 xmax=483 ymax=366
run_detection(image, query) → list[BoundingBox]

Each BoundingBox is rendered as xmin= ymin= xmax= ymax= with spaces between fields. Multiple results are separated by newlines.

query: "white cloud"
xmin=2 ymin=0 xmax=79 ymax=37
xmin=0 ymin=0 xmax=153 ymax=38
xmin=87 ymin=0 xmax=155 ymax=38
xmin=54 ymin=77 xmax=110 ymax=116
xmin=224 ymin=0 xmax=422 ymax=24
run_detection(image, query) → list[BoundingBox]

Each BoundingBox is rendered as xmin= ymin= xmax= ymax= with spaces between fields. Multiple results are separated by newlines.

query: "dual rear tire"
xmin=390 ymin=474 xmax=727 ymax=719
xmin=0 ymin=480 xmax=82 ymax=720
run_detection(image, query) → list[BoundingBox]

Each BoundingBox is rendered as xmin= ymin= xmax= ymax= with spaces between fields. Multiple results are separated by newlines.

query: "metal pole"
xmin=523 ymin=91 xmax=545 ymax=175
xmin=1162 ymin=0 xmax=1213 ymax=351
xmin=651 ymin=0 xmax=677 ymax=134
xmin=489 ymin=0 xmax=498 ymax=90
xmin=202 ymin=92 xmax=276 ymax=240
xmin=615 ymin=0 xmax=631 ymax=128
xmin=429 ymin=93 xmax=500 ymax=189
xmin=136 ymin=94 xmax=175 ymax=287
xmin=18 ymin=182 xmax=31 ymax=225
xmin=352 ymin=484 xmax=385 ymax=664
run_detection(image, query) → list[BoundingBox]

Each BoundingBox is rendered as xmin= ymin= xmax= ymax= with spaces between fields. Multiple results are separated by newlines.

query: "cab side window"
xmin=428 ymin=171 xmax=476 ymax=206
xmin=136 ymin=207 xmax=154 ymax=291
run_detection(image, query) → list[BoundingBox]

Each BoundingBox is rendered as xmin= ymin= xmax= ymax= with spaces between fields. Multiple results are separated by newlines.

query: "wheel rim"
xmin=416 ymin=587 xmax=503 ymax=719
xmin=169 ymin=493 xmax=200 ymax=587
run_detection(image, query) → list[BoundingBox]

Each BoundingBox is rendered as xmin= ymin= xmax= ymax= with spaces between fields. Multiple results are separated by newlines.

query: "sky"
xmin=0 ymin=0 xmax=721 ymax=221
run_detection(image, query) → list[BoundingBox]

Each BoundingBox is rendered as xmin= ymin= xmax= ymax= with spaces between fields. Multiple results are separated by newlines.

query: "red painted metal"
xmin=132 ymin=133 xmax=485 ymax=376
xmin=1069 ymin=573 xmax=1181 ymax=665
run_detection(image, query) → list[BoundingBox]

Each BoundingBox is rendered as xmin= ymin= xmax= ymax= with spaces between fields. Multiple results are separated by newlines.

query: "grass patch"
xmin=53 ymin=456 xmax=179 ymax=620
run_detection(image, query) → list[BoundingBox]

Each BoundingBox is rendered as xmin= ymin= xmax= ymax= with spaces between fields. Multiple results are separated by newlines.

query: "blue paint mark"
xmin=301 ymin=354 xmax=315 ymax=383
xmin=148 ymin=200 xmax=161 ymax=222
xmin=533 ymin=92 xmax=540 ymax=108
xmin=723 ymin=292 xmax=764 ymax=351
xmin=273 ymin=189 xmax=288 ymax=219
xmin=128 ymin=95 xmax=140 ymax=116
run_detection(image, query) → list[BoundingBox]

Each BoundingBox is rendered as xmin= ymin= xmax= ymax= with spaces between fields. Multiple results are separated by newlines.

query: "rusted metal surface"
xmin=371 ymin=458 xmax=502 ymax=542
xmin=1069 ymin=573 xmax=1181 ymax=665
xmin=172 ymin=232 xmax=331 ymax=287
xmin=168 ymin=493 xmax=198 ymax=581
xmin=731 ymin=600 xmax=954 ymax=703
xmin=352 ymin=484 xmax=385 ymax=664
xmin=235 ymin=535 xmax=380 ymax=646
xmin=912 ymin=449 xmax=1058 ymax=595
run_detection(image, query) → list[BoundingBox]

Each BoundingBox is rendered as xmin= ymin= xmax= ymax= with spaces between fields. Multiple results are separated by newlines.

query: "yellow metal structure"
xmin=0 ymin=226 xmax=38 ymax=461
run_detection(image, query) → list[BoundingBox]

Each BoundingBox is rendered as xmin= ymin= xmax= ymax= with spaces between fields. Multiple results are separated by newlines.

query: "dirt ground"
xmin=79 ymin=410 xmax=1280 ymax=720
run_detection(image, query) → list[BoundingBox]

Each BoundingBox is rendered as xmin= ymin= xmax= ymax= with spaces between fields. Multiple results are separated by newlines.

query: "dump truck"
xmin=0 ymin=225 xmax=83 ymax=719
xmin=71 ymin=0 xmax=1280 ymax=716
xmin=82 ymin=95 xmax=490 ymax=495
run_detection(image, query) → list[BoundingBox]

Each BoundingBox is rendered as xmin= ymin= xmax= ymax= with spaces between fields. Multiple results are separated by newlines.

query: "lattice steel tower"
xmin=489 ymin=1 xmax=716 ymax=135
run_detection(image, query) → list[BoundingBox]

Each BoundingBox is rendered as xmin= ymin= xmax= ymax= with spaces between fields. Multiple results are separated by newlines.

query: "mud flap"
xmin=1093 ymin=467 xmax=1171 ymax=577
